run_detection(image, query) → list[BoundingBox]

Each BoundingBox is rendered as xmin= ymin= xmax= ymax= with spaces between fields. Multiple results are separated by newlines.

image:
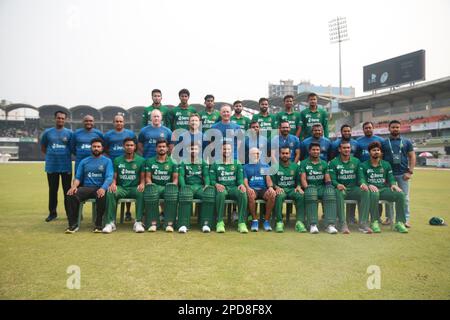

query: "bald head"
xmin=151 ymin=109 xmax=162 ymax=127
xmin=83 ymin=115 xmax=94 ymax=130
xmin=220 ymin=104 xmax=232 ymax=122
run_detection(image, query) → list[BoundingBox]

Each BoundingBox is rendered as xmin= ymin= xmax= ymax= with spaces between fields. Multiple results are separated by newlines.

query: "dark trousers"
xmin=66 ymin=187 xmax=106 ymax=227
xmin=47 ymin=172 xmax=72 ymax=216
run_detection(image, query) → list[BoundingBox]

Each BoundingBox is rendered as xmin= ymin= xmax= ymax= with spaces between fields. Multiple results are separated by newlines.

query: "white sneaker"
xmin=166 ymin=225 xmax=174 ymax=232
xmin=326 ymin=224 xmax=338 ymax=234
xmin=148 ymin=225 xmax=157 ymax=232
xmin=178 ymin=226 xmax=187 ymax=233
xmin=202 ymin=225 xmax=211 ymax=233
xmin=310 ymin=224 xmax=319 ymax=234
xmin=102 ymin=223 xmax=116 ymax=234
xmin=133 ymin=221 xmax=145 ymax=233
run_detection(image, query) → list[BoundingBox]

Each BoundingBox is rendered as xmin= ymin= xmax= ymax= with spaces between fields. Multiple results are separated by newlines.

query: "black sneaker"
xmin=93 ymin=226 xmax=103 ymax=233
xmin=45 ymin=213 xmax=57 ymax=222
xmin=125 ymin=212 xmax=132 ymax=221
xmin=65 ymin=225 xmax=79 ymax=234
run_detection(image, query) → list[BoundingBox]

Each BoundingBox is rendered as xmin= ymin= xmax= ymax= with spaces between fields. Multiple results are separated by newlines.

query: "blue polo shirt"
xmin=138 ymin=125 xmax=172 ymax=159
xmin=72 ymin=128 xmax=104 ymax=172
xmin=331 ymin=138 xmax=358 ymax=158
xmin=273 ymin=134 xmax=300 ymax=162
xmin=210 ymin=121 xmax=242 ymax=160
xmin=355 ymin=135 xmax=385 ymax=162
xmin=104 ymin=129 xmax=136 ymax=161
xmin=40 ymin=127 xmax=73 ymax=173
xmin=245 ymin=134 xmax=269 ymax=164
xmin=301 ymin=136 xmax=332 ymax=161
xmin=382 ymin=136 xmax=414 ymax=175
xmin=243 ymin=162 xmax=270 ymax=190
xmin=75 ymin=155 xmax=114 ymax=190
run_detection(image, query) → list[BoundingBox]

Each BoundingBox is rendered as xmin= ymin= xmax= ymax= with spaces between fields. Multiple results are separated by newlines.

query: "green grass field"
xmin=0 ymin=163 xmax=449 ymax=300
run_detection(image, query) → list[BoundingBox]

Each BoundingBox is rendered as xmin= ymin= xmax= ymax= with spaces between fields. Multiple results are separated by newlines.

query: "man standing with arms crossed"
xmin=272 ymin=146 xmax=305 ymax=233
xmin=300 ymin=142 xmax=338 ymax=234
xmin=138 ymin=109 xmax=172 ymax=160
xmin=169 ymin=88 xmax=197 ymax=131
xmin=328 ymin=141 xmax=372 ymax=234
xmin=276 ymin=95 xmax=301 ymax=137
xmin=300 ymin=93 xmax=329 ymax=139
xmin=65 ymin=138 xmax=113 ymax=233
xmin=199 ymin=94 xmax=220 ymax=132
xmin=382 ymin=120 xmax=415 ymax=228
xmin=102 ymin=138 xmax=146 ymax=234
xmin=359 ymin=141 xmax=408 ymax=233
xmin=72 ymin=114 xmax=104 ymax=173
xmin=142 ymin=89 xmax=170 ymax=127
xmin=104 ymin=114 xmax=136 ymax=221
xmin=40 ymin=110 xmax=73 ymax=222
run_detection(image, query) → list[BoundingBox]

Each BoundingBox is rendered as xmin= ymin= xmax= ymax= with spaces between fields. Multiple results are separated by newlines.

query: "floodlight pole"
xmin=329 ymin=16 xmax=349 ymax=97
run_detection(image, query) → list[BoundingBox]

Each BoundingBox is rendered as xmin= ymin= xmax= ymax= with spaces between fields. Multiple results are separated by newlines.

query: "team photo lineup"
xmin=41 ymin=88 xmax=415 ymax=235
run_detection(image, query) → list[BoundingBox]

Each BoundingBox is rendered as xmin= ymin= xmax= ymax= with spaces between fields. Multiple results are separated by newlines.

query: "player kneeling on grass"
xmin=300 ymin=142 xmax=338 ymax=234
xmin=273 ymin=147 xmax=305 ymax=233
xmin=210 ymin=143 xmax=248 ymax=233
xmin=328 ymin=141 xmax=372 ymax=234
xmin=243 ymin=147 xmax=276 ymax=232
xmin=102 ymin=138 xmax=146 ymax=234
xmin=359 ymin=141 xmax=408 ymax=233
xmin=178 ymin=143 xmax=215 ymax=233
xmin=143 ymin=139 xmax=179 ymax=232
xmin=65 ymin=138 xmax=113 ymax=234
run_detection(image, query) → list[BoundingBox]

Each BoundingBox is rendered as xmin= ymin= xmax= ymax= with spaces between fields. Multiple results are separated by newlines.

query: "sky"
xmin=1 ymin=0 xmax=449 ymax=109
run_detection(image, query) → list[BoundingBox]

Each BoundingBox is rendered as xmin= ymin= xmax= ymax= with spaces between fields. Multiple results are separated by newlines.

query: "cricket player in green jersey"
xmin=199 ymin=94 xmax=220 ymax=132
xmin=102 ymin=138 xmax=146 ymax=233
xmin=141 ymin=89 xmax=170 ymax=127
xmin=168 ymin=88 xmax=197 ymax=131
xmin=300 ymin=92 xmax=329 ymax=139
xmin=276 ymin=95 xmax=301 ymax=137
xmin=143 ymin=139 xmax=179 ymax=232
xmin=210 ymin=143 xmax=248 ymax=233
xmin=359 ymin=141 xmax=408 ymax=233
xmin=328 ymin=141 xmax=372 ymax=234
xmin=300 ymin=142 xmax=338 ymax=234
xmin=178 ymin=143 xmax=216 ymax=233
xmin=273 ymin=146 xmax=305 ymax=233
xmin=231 ymin=100 xmax=251 ymax=130
xmin=251 ymin=97 xmax=277 ymax=134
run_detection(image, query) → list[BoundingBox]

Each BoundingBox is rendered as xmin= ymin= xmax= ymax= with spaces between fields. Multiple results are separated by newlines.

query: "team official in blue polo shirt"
xmin=40 ymin=110 xmax=73 ymax=222
xmin=272 ymin=120 xmax=300 ymax=163
xmin=72 ymin=114 xmax=104 ymax=173
xmin=330 ymin=124 xmax=358 ymax=159
xmin=355 ymin=121 xmax=384 ymax=162
xmin=65 ymin=138 xmax=114 ymax=234
xmin=300 ymin=123 xmax=332 ymax=161
xmin=138 ymin=109 xmax=172 ymax=159
xmin=382 ymin=120 xmax=416 ymax=227
xmin=104 ymin=114 xmax=136 ymax=161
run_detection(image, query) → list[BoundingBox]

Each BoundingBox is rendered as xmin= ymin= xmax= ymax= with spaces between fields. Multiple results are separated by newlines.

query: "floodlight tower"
xmin=329 ymin=17 xmax=349 ymax=97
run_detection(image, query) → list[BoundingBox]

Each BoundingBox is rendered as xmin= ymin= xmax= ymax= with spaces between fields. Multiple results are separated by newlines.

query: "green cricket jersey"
xmin=328 ymin=156 xmax=361 ymax=188
xmin=141 ymin=105 xmax=170 ymax=127
xmin=114 ymin=154 xmax=146 ymax=188
xmin=231 ymin=115 xmax=251 ymax=130
xmin=277 ymin=111 xmax=301 ymax=135
xmin=179 ymin=160 xmax=210 ymax=186
xmin=251 ymin=113 xmax=277 ymax=131
xmin=209 ymin=161 xmax=244 ymax=187
xmin=359 ymin=159 xmax=396 ymax=189
xmin=169 ymin=105 xmax=197 ymax=131
xmin=144 ymin=156 xmax=178 ymax=186
xmin=300 ymin=107 xmax=329 ymax=138
xmin=273 ymin=161 xmax=301 ymax=190
xmin=199 ymin=109 xmax=220 ymax=132
xmin=299 ymin=158 xmax=328 ymax=186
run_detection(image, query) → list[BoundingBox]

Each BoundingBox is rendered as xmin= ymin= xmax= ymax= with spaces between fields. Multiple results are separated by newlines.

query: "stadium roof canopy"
xmin=1 ymin=103 xmax=38 ymax=114
xmin=340 ymin=76 xmax=450 ymax=111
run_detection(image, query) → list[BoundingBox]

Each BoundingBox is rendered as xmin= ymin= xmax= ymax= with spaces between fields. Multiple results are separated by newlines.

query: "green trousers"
xmin=178 ymin=185 xmax=216 ymax=228
xmin=274 ymin=189 xmax=305 ymax=223
xmin=336 ymin=187 xmax=370 ymax=226
xmin=144 ymin=183 xmax=178 ymax=227
xmin=105 ymin=186 xmax=144 ymax=224
xmin=304 ymin=185 xmax=337 ymax=226
xmin=215 ymin=186 xmax=248 ymax=224
xmin=369 ymin=188 xmax=406 ymax=223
